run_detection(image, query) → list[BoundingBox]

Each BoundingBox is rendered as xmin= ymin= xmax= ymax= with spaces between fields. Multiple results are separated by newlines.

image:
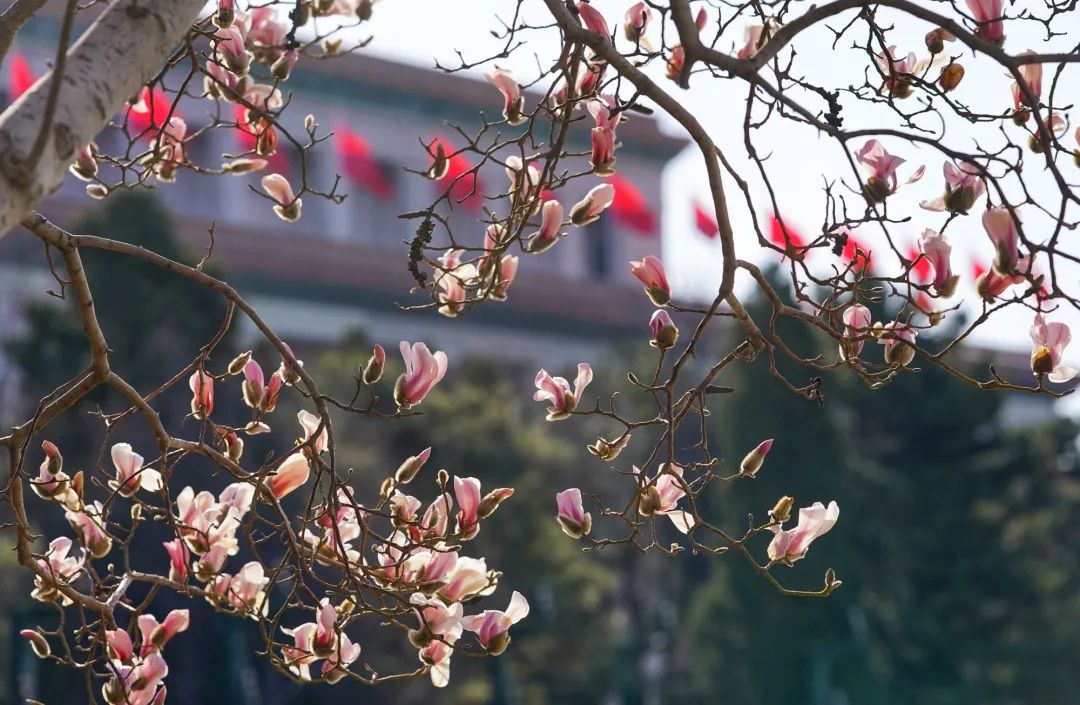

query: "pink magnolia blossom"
xmin=576 ymin=1 xmax=610 ymax=37
xmin=138 ymin=610 xmax=190 ymax=654
xmin=65 ymin=501 xmax=112 ymax=558
xmin=395 ymin=341 xmax=448 ymax=408
xmin=241 ymin=358 xmax=265 ymax=408
xmin=665 ymin=45 xmax=687 ymax=82
xmin=297 ymin=410 xmax=329 ymax=455
xmin=975 ymin=255 xmax=1031 ymax=302
xmin=649 ymin=309 xmax=678 ymax=349
xmin=528 ymin=199 xmax=565 ymax=253
xmin=277 ymin=341 xmax=304 ymax=386
xmin=1012 ymin=50 xmax=1042 ymax=116
xmin=556 ymin=488 xmax=592 ymax=539
xmin=878 ymin=320 xmax=918 ymax=367
xmin=982 ymin=207 xmax=1022 ymax=275
xmin=919 ymin=229 xmax=959 ymax=298
xmin=920 ymin=161 xmax=986 ymax=214
xmin=623 ymin=2 xmax=652 ymax=43
xmin=403 ymin=545 xmax=459 ymax=587
xmin=410 ymin=593 xmax=464 ymax=646
xmin=188 ymin=370 xmax=214 ymax=420
xmin=965 ymin=0 xmax=1005 ymax=44
xmin=268 ymin=452 xmax=310 ymax=500
xmin=590 ymin=126 xmax=617 ymax=176
xmin=32 ymin=441 xmax=77 ymax=507
xmin=215 ymin=24 xmax=251 ymax=75
xmin=453 ymin=476 xmax=482 ymax=539
xmin=438 ymin=556 xmax=496 ymax=603
xmin=261 ymin=173 xmax=302 ymax=222
xmin=163 ymin=539 xmax=190 ymax=582
xmin=282 ymin=600 xmax=360 ymax=683
xmin=630 ymin=255 xmax=671 ymax=306
xmin=737 ymin=23 xmax=768 ymax=60
xmin=31 ymin=537 xmax=84 ymax=603
xmin=419 ymin=637 xmax=457 ymax=688
xmin=110 ymin=443 xmax=162 ymax=497
xmin=102 ymin=651 xmax=169 ymax=705
xmin=636 ymin=464 xmax=695 ymax=533
xmin=263 ymin=370 xmax=284 ymax=413
xmin=569 ymin=183 xmax=615 ymax=225
xmin=504 ymin=156 xmax=543 ymax=210
xmin=149 ymin=117 xmax=187 ymax=182
xmin=217 ymin=561 xmax=270 ymax=617
xmin=1030 ymin=313 xmax=1076 ymax=382
xmin=461 ymin=591 xmax=530 ymax=655
xmin=533 ymin=363 xmax=593 ymax=421
xmin=492 ymin=255 xmax=518 ymax=301
xmin=174 ymin=485 xmax=241 ymax=555
xmin=486 ymin=69 xmax=525 ymax=125
xmin=857 ymin=139 xmax=905 ymax=202
xmin=840 ymin=304 xmax=873 ymax=360
xmin=248 ymin=5 xmax=288 ymax=52
xmin=363 ymin=343 xmax=386 ymax=384
xmin=873 ymin=45 xmax=917 ymax=98
xmin=767 ymin=500 xmax=839 ymax=564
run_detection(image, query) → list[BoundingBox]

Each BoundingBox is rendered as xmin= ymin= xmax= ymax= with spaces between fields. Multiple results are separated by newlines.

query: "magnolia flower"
xmin=975 ymin=256 xmax=1031 ymax=302
xmin=491 ymin=255 xmax=518 ymax=301
xmin=215 ymin=24 xmax=251 ymax=75
xmin=453 ymin=476 xmax=482 ymax=539
xmin=649 ymin=309 xmax=678 ymax=349
xmin=438 ymin=556 xmax=496 ymax=603
xmin=403 ymin=545 xmax=459 ymax=588
xmin=590 ymin=125 xmax=617 ymax=176
xmin=533 ymin=363 xmax=593 ymax=421
xmin=32 ymin=537 xmax=85 ymax=603
xmin=268 ymin=452 xmax=310 ymax=500
xmin=66 ymin=502 xmax=112 ymax=559
xmin=873 ymin=45 xmax=917 ymax=98
xmin=70 ymin=142 xmax=98 ymax=181
xmin=419 ymin=636 xmax=457 ymax=688
xmin=486 ymin=69 xmax=525 ymax=125
xmin=395 ymin=341 xmax=448 ymax=409
xmin=1011 ymin=50 xmax=1042 ymax=119
xmin=576 ymin=1 xmax=610 ymax=37
xmin=857 ymin=140 xmax=906 ymax=203
xmin=587 ymin=433 xmax=631 ymax=460
xmin=410 ymin=593 xmax=464 ymax=647
xmin=188 ymin=369 xmax=214 ymax=420
xmin=630 ymin=255 xmax=671 ymax=306
xmin=110 ymin=443 xmax=162 ymax=497
xmin=919 ymin=229 xmax=959 ymax=298
xmin=528 ymin=199 xmax=565 ymax=253
xmin=282 ymin=600 xmax=360 ymax=683
xmin=32 ymin=441 xmax=77 ymax=507
xmin=623 ymin=2 xmax=652 ymax=43
xmin=982 ymin=207 xmax=1021 ymax=275
xmin=504 ymin=156 xmax=543 ymax=212
xmin=241 ymin=358 xmax=265 ymax=408
xmin=839 ymin=304 xmax=873 ymax=361
xmin=163 ymin=539 xmax=190 ymax=582
xmin=569 ymin=183 xmax=615 ymax=226
xmin=101 ymin=651 xmax=169 ymax=705
xmin=878 ymin=320 xmax=918 ymax=367
xmin=462 ymin=591 xmax=530 ymax=655
xmin=768 ymin=500 xmax=839 ymax=564
xmin=148 ymin=117 xmax=187 ymax=182
xmin=362 ymin=344 xmax=385 ymax=385
xmin=261 ymin=173 xmax=302 ymax=221
xmin=965 ymin=0 xmax=1005 ymax=44
xmin=636 ymin=464 xmax=695 ymax=533
xmin=219 ymin=561 xmax=270 ymax=617
xmin=137 ymin=610 xmax=190 ymax=653
xmin=920 ymin=161 xmax=985 ymax=214
xmin=556 ymin=488 xmax=592 ymax=539
xmin=665 ymin=45 xmax=687 ymax=82
xmin=297 ymin=410 xmax=329 ymax=455
xmin=174 ymin=485 xmax=241 ymax=555
xmin=736 ymin=23 xmax=769 ymax=60
xmin=1030 ymin=313 xmax=1076 ymax=382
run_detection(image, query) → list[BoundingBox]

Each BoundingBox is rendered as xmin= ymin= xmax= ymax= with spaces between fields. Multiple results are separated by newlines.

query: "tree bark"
xmin=0 ymin=0 xmax=205 ymax=238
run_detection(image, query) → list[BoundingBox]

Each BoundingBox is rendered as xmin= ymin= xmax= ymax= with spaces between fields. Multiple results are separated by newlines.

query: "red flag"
xmin=972 ymin=261 xmax=987 ymax=280
xmin=608 ymin=174 xmax=657 ymax=235
xmin=337 ymin=125 xmax=394 ymax=200
xmin=907 ymin=245 xmax=931 ymax=283
xmin=693 ymin=201 xmax=718 ymax=239
xmin=428 ymin=136 xmax=482 ymax=211
xmin=768 ymin=216 xmax=808 ymax=257
xmin=7 ymin=52 xmax=34 ymax=100
xmin=127 ymin=87 xmax=177 ymax=137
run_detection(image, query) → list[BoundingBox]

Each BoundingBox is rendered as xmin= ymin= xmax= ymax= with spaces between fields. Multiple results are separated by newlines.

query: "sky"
xmin=357 ymin=0 xmax=1080 ymax=404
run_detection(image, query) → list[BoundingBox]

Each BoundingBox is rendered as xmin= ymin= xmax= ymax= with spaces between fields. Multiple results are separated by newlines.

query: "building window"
xmin=586 ymin=216 xmax=612 ymax=278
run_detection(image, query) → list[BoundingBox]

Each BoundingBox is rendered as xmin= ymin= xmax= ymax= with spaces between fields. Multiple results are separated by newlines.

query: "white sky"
xmin=359 ymin=0 xmax=1080 ymax=398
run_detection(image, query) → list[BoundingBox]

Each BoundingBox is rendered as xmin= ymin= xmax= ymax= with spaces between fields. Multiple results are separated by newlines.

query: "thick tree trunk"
xmin=0 ymin=0 xmax=205 ymax=237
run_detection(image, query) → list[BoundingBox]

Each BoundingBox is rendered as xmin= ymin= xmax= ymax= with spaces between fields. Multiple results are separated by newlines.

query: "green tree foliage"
xmin=678 ymin=268 xmax=1080 ymax=705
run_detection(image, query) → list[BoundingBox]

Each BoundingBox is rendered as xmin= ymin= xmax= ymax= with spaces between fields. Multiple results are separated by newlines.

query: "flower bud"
xmin=394 ymin=447 xmax=431 ymax=485
xmin=426 ymin=142 xmax=449 ymax=180
xmin=769 ymin=495 xmax=794 ymax=524
xmin=130 ymin=504 xmax=142 ymax=522
xmin=87 ymin=184 xmax=108 ymax=200
xmin=938 ymin=63 xmax=964 ymax=92
xmin=213 ymin=0 xmax=235 ymax=28
xmin=224 ymin=430 xmax=244 ymax=462
xmin=648 ymin=309 xmax=679 ymax=349
xmin=1031 ymin=345 xmax=1055 ymax=375
xmin=587 ymin=433 xmax=631 ymax=461
xmin=70 ymin=143 xmax=98 ymax=181
xmin=478 ymin=488 xmax=514 ymax=519
xmin=72 ymin=470 xmax=84 ymax=502
xmin=228 ymin=350 xmax=252 ymax=375
xmin=637 ymin=485 xmax=663 ymax=516
xmin=271 ymin=50 xmax=298 ymax=82
xmin=924 ymin=27 xmax=953 ymax=54
xmin=305 ymin=114 xmax=316 ymax=131
xmin=437 ymin=468 xmax=450 ymax=488
xmin=42 ymin=440 xmax=62 ymax=474
xmin=21 ymin=629 xmax=50 ymax=658
xmin=362 ymin=344 xmax=385 ymax=385
xmin=739 ymin=438 xmax=774 ymax=477
xmin=379 ymin=476 xmax=394 ymax=503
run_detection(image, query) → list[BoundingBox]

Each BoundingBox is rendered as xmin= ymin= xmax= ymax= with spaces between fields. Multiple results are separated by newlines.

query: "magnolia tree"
xmin=0 ymin=0 xmax=1077 ymax=699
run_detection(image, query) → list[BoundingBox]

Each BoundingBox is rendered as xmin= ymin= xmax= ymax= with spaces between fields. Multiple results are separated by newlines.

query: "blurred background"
xmin=1 ymin=7 xmax=1079 ymax=705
